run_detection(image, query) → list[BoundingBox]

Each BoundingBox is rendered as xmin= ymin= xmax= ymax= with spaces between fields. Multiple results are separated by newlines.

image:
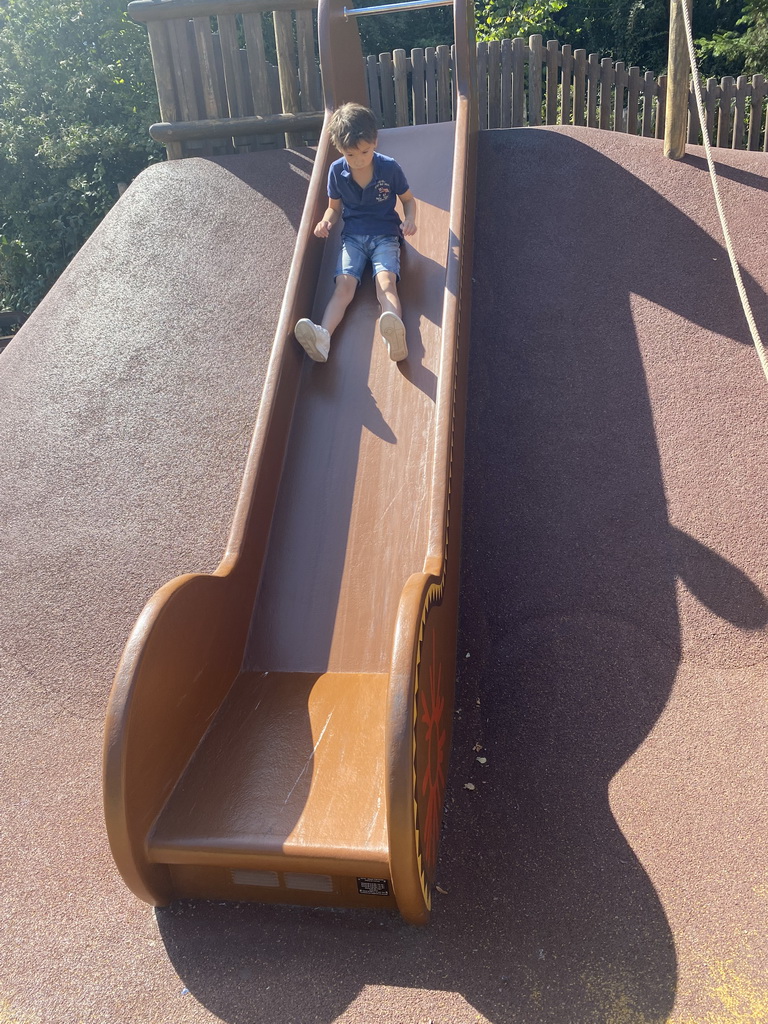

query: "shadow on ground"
xmin=156 ymin=129 xmax=768 ymax=1024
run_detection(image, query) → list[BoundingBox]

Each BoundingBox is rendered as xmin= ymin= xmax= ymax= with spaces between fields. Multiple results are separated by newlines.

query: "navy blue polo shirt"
xmin=327 ymin=152 xmax=409 ymax=237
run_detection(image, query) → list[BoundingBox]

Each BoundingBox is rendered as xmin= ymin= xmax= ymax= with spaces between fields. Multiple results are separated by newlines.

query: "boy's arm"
xmin=315 ymin=198 xmax=342 ymax=238
xmin=398 ymin=189 xmax=417 ymax=236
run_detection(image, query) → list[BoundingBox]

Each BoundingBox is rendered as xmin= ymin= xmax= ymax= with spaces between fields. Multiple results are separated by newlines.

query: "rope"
xmin=678 ymin=0 xmax=768 ymax=383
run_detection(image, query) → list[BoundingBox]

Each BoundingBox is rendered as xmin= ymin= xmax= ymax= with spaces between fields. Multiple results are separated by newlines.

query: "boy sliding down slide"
xmin=294 ymin=103 xmax=417 ymax=363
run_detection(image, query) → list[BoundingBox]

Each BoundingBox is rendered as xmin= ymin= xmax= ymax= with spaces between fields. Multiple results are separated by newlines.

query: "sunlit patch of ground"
xmin=670 ymin=963 xmax=768 ymax=1024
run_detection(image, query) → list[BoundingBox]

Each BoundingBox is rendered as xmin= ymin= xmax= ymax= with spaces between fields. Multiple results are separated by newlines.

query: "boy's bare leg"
xmin=375 ymin=271 xmax=401 ymax=318
xmin=375 ymin=271 xmax=408 ymax=362
xmin=321 ymin=274 xmax=358 ymax=335
xmin=295 ymin=275 xmax=357 ymax=363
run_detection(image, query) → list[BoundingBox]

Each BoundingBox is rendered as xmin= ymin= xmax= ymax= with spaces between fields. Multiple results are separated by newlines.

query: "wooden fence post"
xmin=379 ymin=51 xmax=396 ymax=127
xmin=705 ymin=76 xmax=718 ymax=142
xmin=587 ymin=53 xmax=600 ymax=127
xmin=656 ymin=75 xmax=667 ymax=138
xmin=511 ymin=37 xmax=525 ymax=127
xmin=273 ymin=11 xmax=303 ymax=147
xmin=732 ymin=74 xmax=748 ymax=149
xmin=500 ymin=38 xmax=512 ymax=128
xmin=614 ymin=61 xmax=626 ymax=130
xmin=687 ymin=76 xmax=700 ymax=143
xmin=748 ymin=74 xmax=766 ymax=150
xmin=627 ymin=66 xmax=641 ymax=135
xmin=367 ymin=54 xmax=383 ymax=126
xmin=393 ymin=49 xmax=409 ymax=127
xmin=573 ymin=49 xmax=586 ymax=126
xmin=560 ymin=44 xmax=573 ymax=126
xmin=411 ymin=49 xmax=426 ymax=125
xmin=664 ymin=0 xmax=692 ymax=158
xmin=599 ymin=56 xmax=613 ymax=129
xmin=436 ymin=44 xmax=452 ymax=121
xmin=487 ymin=40 xmax=501 ymax=129
xmin=545 ymin=39 xmax=559 ymax=124
xmin=425 ymin=47 xmax=437 ymax=123
xmin=529 ymin=35 xmax=543 ymax=126
xmin=717 ymin=75 xmax=735 ymax=146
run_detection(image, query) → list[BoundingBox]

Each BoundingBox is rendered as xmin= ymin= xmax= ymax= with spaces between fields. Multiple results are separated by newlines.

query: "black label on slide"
xmin=357 ymin=877 xmax=390 ymax=896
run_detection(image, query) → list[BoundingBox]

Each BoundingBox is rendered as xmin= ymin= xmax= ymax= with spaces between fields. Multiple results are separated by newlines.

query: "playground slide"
xmin=104 ymin=0 xmax=476 ymax=926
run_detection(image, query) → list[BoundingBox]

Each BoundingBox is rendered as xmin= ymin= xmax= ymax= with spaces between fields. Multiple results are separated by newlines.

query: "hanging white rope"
xmin=679 ymin=0 xmax=768 ymax=383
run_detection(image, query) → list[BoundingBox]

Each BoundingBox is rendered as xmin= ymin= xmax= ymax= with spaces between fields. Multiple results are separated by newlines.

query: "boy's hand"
xmin=401 ymin=217 xmax=417 ymax=237
xmin=314 ymin=220 xmax=333 ymax=238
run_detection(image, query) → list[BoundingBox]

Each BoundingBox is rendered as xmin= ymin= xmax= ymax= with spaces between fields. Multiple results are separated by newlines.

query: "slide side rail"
xmin=385 ymin=0 xmax=476 ymax=924
xmin=103 ymin=572 xmax=248 ymax=904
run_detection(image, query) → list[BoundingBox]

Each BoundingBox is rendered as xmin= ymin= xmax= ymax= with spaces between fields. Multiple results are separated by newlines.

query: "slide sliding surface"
xmin=245 ymin=122 xmax=454 ymax=677
xmin=104 ymin=0 xmax=476 ymax=925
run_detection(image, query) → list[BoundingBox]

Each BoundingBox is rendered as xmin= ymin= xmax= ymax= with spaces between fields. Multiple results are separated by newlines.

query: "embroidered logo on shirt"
xmin=374 ymin=179 xmax=392 ymax=202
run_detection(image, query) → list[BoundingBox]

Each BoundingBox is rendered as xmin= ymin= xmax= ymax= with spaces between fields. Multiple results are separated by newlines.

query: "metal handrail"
xmin=344 ymin=0 xmax=452 ymax=18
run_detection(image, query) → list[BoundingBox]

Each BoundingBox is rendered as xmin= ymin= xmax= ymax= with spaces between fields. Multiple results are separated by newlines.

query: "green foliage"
xmin=472 ymin=0 xmax=751 ymax=76
xmin=696 ymin=0 xmax=768 ymax=76
xmin=476 ymin=0 xmax=567 ymax=42
xmin=0 ymin=0 xmax=163 ymax=312
xmin=357 ymin=3 xmax=454 ymax=56
xmin=544 ymin=0 xmax=668 ymax=70
xmin=551 ymin=0 xmax=749 ymax=75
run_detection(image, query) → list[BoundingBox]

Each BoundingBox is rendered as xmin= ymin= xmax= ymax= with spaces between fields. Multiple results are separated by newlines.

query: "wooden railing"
xmin=128 ymin=3 xmax=768 ymax=157
xmin=128 ymin=0 xmax=325 ymax=158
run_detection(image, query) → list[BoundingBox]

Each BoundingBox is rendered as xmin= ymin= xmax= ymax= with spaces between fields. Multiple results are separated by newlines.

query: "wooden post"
xmin=573 ymin=49 xmax=586 ymax=126
xmin=411 ymin=49 xmax=426 ymax=125
xmin=560 ymin=44 xmax=573 ymax=126
xmin=367 ymin=55 xmax=383 ymax=126
xmin=488 ymin=40 xmax=501 ymax=129
xmin=501 ymin=38 xmax=512 ymax=127
xmin=379 ymin=51 xmax=396 ymax=127
xmin=273 ymin=11 xmax=303 ymax=148
xmin=748 ymin=74 xmax=766 ymax=150
xmin=528 ymin=35 xmax=543 ymax=125
xmin=545 ymin=39 xmax=559 ymax=125
xmin=511 ymin=38 xmax=525 ymax=127
xmin=393 ymin=49 xmax=409 ymax=127
xmin=664 ymin=0 xmax=693 ymax=158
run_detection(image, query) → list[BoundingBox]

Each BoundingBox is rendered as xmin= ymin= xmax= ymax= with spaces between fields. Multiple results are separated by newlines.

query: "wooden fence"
xmin=127 ymin=0 xmax=768 ymax=157
xmin=128 ymin=0 xmax=325 ymax=158
xmin=369 ymin=35 xmax=768 ymax=152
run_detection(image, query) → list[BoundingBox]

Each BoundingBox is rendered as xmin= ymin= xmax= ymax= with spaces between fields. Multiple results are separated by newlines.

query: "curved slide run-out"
xmin=104 ymin=0 xmax=477 ymax=924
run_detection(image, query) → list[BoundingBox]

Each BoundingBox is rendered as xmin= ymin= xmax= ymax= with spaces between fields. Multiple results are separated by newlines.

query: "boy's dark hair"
xmin=328 ymin=103 xmax=378 ymax=151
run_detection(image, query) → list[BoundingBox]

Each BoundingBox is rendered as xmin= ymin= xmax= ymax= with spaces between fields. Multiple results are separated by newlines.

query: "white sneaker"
xmin=294 ymin=319 xmax=331 ymax=362
xmin=379 ymin=311 xmax=408 ymax=362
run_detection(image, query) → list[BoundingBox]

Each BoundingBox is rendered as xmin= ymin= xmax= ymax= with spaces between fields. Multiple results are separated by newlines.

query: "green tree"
xmin=472 ymin=0 xmax=749 ymax=75
xmin=551 ymin=0 xmax=748 ymax=74
xmin=356 ymin=2 xmax=454 ymax=56
xmin=476 ymin=0 xmax=567 ymax=42
xmin=697 ymin=0 xmax=768 ymax=76
xmin=0 ymin=0 xmax=162 ymax=312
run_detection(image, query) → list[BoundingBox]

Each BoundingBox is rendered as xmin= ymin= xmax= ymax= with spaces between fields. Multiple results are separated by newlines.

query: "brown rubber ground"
xmin=1 ymin=127 xmax=767 ymax=1023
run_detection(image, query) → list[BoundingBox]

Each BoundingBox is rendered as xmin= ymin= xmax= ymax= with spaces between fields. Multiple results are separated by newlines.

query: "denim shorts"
xmin=336 ymin=234 xmax=401 ymax=283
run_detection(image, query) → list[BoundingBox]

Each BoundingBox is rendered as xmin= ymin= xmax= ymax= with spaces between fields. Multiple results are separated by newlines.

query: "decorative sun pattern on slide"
xmin=412 ymin=583 xmax=449 ymax=905
xmin=419 ymin=629 xmax=447 ymax=873
xmin=409 ymin=280 xmax=464 ymax=909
